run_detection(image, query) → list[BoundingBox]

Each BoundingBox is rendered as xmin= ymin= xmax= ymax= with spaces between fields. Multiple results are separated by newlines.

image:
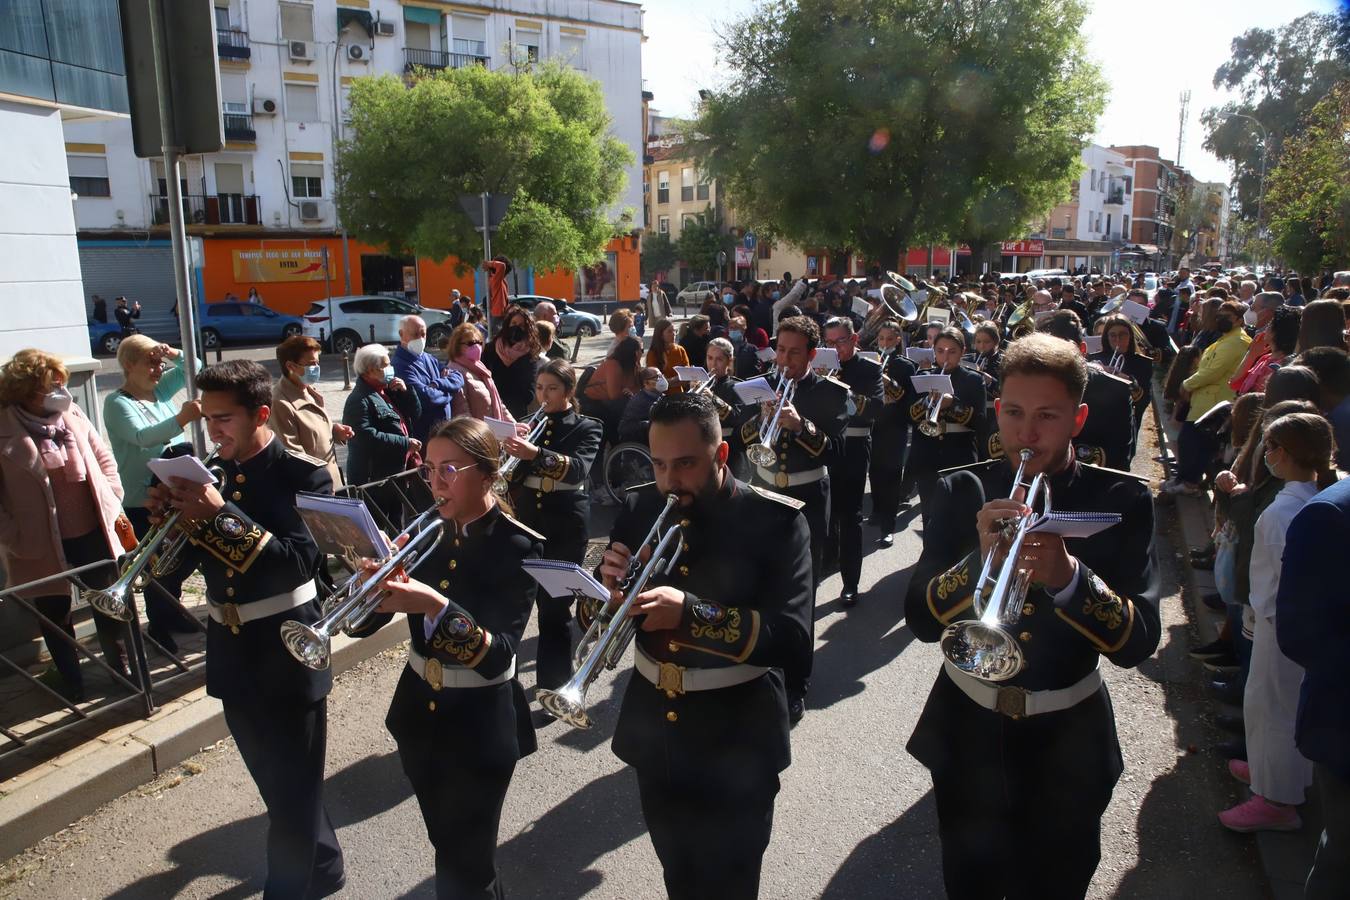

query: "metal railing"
xmin=216 ymin=28 xmax=250 ymax=60
xmin=150 ymin=193 xmax=261 ymax=226
xmin=336 ymin=466 xmax=434 ymax=536
xmin=223 ymin=111 xmax=255 ymax=142
xmin=403 ymin=46 xmax=489 ymax=71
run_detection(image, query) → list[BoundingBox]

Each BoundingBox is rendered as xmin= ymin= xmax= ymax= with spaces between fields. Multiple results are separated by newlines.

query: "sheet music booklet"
xmin=295 ymin=492 xmax=391 ymax=567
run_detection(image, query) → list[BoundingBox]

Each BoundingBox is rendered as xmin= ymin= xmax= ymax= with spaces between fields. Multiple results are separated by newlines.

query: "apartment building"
xmin=1034 ymin=144 xmax=1133 ymax=272
xmin=62 ymin=0 xmax=646 ymax=324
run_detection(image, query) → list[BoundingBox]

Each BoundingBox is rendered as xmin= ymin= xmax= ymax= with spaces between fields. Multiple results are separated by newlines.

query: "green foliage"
xmin=1201 ymin=13 xmax=1350 ymax=221
xmin=692 ymin=0 xmax=1105 ymax=266
xmin=641 ymin=232 xmax=678 ymax=280
xmin=675 ymin=206 xmax=736 ymax=279
xmin=1265 ymin=83 xmax=1350 ymax=273
xmin=336 ymin=62 xmax=633 ymax=272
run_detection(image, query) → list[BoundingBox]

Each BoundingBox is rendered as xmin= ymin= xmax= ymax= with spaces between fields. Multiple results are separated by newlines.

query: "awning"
xmin=337 ymin=7 xmax=374 ymax=33
xmin=402 ymin=6 xmax=441 ymax=26
xmin=1120 ymin=243 xmax=1161 ymax=256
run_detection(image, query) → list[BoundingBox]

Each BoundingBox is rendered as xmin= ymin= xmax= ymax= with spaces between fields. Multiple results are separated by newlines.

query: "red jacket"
xmin=485 ymin=260 xmax=509 ymax=318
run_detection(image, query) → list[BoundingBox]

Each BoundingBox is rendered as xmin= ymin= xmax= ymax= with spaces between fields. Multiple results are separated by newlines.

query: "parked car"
xmin=1022 ymin=268 xmax=1069 ymax=281
xmin=199 ymin=301 xmax=306 ymax=350
xmin=675 ymin=281 xmax=719 ymax=307
xmin=89 ymin=322 xmax=124 ymax=356
xmin=300 ymin=295 xmax=454 ymax=355
xmin=507 ymin=295 xmax=602 ymax=337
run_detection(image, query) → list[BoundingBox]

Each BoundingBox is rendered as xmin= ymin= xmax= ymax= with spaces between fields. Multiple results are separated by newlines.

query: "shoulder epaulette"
xmin=499 ymin=509 xmax=547 ymax=542
xmin=822 ymin=375 xmax=850 ymax=391
xmin=281 ymin=447 xmax=329 ymax=470
xmin=748 ymin=484 xmax=806 ymax=510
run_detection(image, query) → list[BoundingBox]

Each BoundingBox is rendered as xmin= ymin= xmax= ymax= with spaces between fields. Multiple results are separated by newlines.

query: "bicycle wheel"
xmin=603 ymin=442 xmax=654 ymax=505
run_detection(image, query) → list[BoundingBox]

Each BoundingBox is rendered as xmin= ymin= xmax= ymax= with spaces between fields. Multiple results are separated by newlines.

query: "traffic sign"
xmin=717 ymin=250 xmax=728 ymax=266
xmin=743 ymin=231 xmax=756 ymax=250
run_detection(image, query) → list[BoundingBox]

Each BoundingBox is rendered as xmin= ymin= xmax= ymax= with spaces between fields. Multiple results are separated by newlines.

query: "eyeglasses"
xmin=418 ymin=462 xmax=463 ymax=482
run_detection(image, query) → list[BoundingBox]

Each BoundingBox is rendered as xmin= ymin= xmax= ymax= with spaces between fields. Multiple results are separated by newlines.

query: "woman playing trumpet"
xmin=353 ymin=416 xmax=543 ymax=900
xmin=502 ymin=359 xmax=602 ymax=692
xmin=906 ymin=327 xmax=986 ymax=528
xmin=1090 ymin=314 xmax=1153 ymax=442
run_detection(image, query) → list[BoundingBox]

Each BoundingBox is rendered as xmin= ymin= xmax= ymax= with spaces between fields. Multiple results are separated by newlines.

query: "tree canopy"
xmin=675 ymin=206 xmax=737 ymax=280
xmin=1201 ymin=12 xmax=1349 ymax=222
xmin=1265 ymin=83 xmax=1350 ymax=274
xmin=692 ymin=0 xmax=1105 ymax=267
xmin=336 ymin=62 xmax=633 ymax=272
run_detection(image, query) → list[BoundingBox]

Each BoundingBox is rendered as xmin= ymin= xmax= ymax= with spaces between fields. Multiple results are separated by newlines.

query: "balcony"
xmin=1105 ymin=189 xmax=1125 ymax=206
xmin=403 ymin=47 xmax=488 ymax=72
xmin=217 ymin=28 xmax=250 ymax=60
xmin=151 ymin=193 xmax=261 ymax=227
xmin=223 ymin=112 xmax=255 ymax=142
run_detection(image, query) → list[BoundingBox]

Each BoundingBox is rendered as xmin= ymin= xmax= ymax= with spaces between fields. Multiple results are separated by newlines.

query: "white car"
xmin=675 ymin=281 xmax=718 ymax=307
xmin=1023 ymin=268 xmax=1069 ymax=281
xmin=300 ymin=295 xmax=454 ymax=355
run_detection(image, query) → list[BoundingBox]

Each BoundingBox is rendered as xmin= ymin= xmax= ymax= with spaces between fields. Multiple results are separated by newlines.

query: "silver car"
xmin=507 ymin=295 xmax=602 ymax=337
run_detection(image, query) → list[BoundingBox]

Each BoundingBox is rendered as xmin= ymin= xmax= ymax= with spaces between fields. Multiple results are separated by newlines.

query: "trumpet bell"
xmin=279 ymin=620 xmax=331 ymax=671
xmin=491 ymin=476 xmax=510 ymax=498
xmin=746 ymin=443 xmax=777 ymax=468
xmin=939 ymin=620 xmax=1025 ymax=682
xmin=1006 ymin=301 xmax=1032 ymax=328
xmin=81 ymin=585 xmax=133 ymax=621
xmin=1100 ymin=295 xmax=1126 ymax=315
xmin=885 ymin=270 xmax=916 ymax=293
xmin=537 ymin=685 xmax=593 ymax=729
xmin=879 ymin=284 xmax=919 ymax=322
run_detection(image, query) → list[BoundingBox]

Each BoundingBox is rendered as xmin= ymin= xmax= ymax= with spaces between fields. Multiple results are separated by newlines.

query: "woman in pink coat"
xmin=445 ymin=323 xmax=514 ymax=422
xmin=0 ymin=350 xmax=130 ymax=699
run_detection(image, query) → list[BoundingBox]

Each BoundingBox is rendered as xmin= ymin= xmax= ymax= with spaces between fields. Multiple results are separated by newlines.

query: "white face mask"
xmin=1243 ymin=308 xmax=1259 ymax=327
xmin=654 ymin=375 xmax=669 ymax=393
xmin=407 ymin=337 xmax=426 ymax=355
xmin=43 ymin=386 xmax=72 ymax=415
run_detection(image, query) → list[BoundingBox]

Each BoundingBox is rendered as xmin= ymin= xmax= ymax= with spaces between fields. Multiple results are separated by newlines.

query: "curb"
xmin=0 ymin=614 xmax=408 ymax=863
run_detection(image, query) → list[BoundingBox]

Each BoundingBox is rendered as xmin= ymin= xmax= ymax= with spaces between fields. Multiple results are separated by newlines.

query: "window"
xmin=758 ymin=242 xmax=771 ymax=260
xmin=1106 ymin=213 xmax=1112 ymax=236
xmin=284 ymin=82 xmax=319 ymax=122
xmin=1090 ymin=169 xmax=1097 ymax=191
xmin=696 ymin=171 xmax=709 ymax=201
xmin=67 ymin=155 xmax=110 ymax=197
xmin=516 ymin=26 xmax=541 ymax=64
xmin=214 ymin=5 xmax=231 ymax=30
xmin=209 ymin=304 xmax=242 ymax=316
xmin=291 ymin=162 xmax=323 ymax=198
xmin=1123 ymin=176 xmax=1132 ymax=194
xmin=1122 ymin=215 xmax=1130 ymax=237
xmin=279 ymin=2 xmax=314 ymax=41
xmin=656 ymin=171 xmax=669 ymax=204
xmin=452 ymin=14 xmax=486 ymax=57
xmin=657 ymin=215 xmax=669 ymax=234
xmin=681 ymin=212 xmax=702 ymax=229
xmin=681 ymin=167 xmax=693 ymax=202
xmin=558 ymin=33 xmax=585 ymax=68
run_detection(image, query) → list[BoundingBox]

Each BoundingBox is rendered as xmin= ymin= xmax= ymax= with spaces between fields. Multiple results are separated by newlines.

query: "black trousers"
xmin=33 ymin=530 xmax=129 ymax=689
xmin=869 ymin=419 xmax=911 ymax=531
xmin=398 ymin=736 xmax=515 ymax=900
xmin=223 ymin=698 xmax=344 ymax=899
xmin=826 ymin=435 xmax=870 ymax=591
xmin=767 ymin=475 xmax=828 ymax=700
xmin=635 ymin=769 xmax=779 ymax=900
xmin=534 ymin=531 xmax=587 ymax=690
xmin=909 ymin=432 xmax=977 ymax=529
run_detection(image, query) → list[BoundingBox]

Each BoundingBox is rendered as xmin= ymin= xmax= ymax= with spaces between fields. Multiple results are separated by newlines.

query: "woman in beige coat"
xmin=270 ymin=335 xmax=351 ymax=488
xmin=0 ymin=349 xmax=131 ymax=699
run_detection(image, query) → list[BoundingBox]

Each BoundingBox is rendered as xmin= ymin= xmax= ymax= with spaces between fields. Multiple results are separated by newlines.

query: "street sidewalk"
xmin=1152 ymin=390 xmax=1321 ymax=900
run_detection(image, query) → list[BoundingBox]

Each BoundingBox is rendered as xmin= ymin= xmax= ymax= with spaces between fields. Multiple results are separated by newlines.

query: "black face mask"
xmin=1216 ymin=317 xmax=1235 ymax=333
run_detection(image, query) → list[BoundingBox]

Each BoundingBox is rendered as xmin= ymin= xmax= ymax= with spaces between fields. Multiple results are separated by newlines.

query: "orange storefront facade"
xmin=199 ymin=234 xmax=641 ymax=317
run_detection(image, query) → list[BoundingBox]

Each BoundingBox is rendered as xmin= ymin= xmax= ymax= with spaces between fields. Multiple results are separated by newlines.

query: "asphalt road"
xmin=5 ymin=382 xmax=1268 ymax=899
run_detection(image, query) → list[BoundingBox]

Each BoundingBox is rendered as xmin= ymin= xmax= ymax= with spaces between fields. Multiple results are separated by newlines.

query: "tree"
xmin=336 ymin=62 xmax=633 ymax=273
xmin=1201 ymin=13 xmax=1349 ymax=221
xmin=1265 ymin=83 xmax=1350 ymax=274
xmin=641 ymin=233 xmax=678 ymax=281
xmin=675 ymin=206 xmax=736 ymax=279
xmin=692 ymin=0 xmax=1105 ymax=268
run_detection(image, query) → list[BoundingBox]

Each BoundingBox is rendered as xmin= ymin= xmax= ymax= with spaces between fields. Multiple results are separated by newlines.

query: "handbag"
xmin=1213 ymin=520 xmax=1238 ymax=606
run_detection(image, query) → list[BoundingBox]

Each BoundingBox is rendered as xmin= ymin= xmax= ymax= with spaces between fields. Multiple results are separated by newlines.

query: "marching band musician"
xmin=702 ymin=337 xmax=750 ymax=476
xmin=1091 ymin=313 xmax=1153 ymax=443
xmin=964 ymin=322 xmax=1004 ymax=461
xmin=739 ymin=315 xmax=848 ymax=721
xmin=501 ymin=359 xmax=602 ymax=695
xmin=821 ymin=317 xmax=884 ymax=607
xmin=904 ymin=334 xmax=1161 ymax=899
xmin=906 ymin=326 xmax=986 ymax=527
xmin=597 ymin=393 xmax=813 ymax=900
xmin=145 ymin=360 xmax=345 ymax=899
xmin=869 ymin=320 xmax=918 ymax=548
xmin=1038 ymin=311 xmax=1136 ymax=468
xmin=353 ymin=417 xmax=543 ymax=899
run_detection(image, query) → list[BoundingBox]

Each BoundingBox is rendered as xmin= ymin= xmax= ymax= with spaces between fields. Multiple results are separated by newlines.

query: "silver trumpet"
xmin=918 ymin=389 xmax=946 ymax=438
xmin=940 ymin=449 xmax=1049 ymax=682
xmin=81 ymin=456 xmax=224 ymax=621
xmin=537 ymin=494 xmax=685 ymax=729
xmin=746 ymin=370 xmax=797 ymax=468
xmin=1106 ymin=349 xmax=1124 ymax=374
xmin=493 ymin=410 xmax=549 ymax=497
xmin=281 ymin=499 xmax=447 ymax=670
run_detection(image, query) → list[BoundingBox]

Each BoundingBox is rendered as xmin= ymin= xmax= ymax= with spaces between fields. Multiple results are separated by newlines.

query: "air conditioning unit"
xmin=252 ymin=97 xmax=278 ymax=115
xmin=288 ymin=40 xmax=313 ymax=61
xmin=346 ymin=43 xmax=367 ymax=62
xmin=298 ymin=200 xmax=322 ymax=221
xmin=374 ymin=20 xmax=395 ymax=37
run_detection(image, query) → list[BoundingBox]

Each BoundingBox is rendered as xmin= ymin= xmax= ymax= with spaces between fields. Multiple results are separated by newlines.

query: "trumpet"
xmin=494 ymin=410 xmax=548 ymax=497
xmin=918 ymin=390 xmax=946 ymax=437
xmin=1105 ymin=350 xmax=1124 ymax=374
xmin=939 ymin=449 xmax=1049 ymax=682
xmin=281 ymin=500 xmax=447 ymax=670
xmin=746 ymin=370 xmax=797 ymax=468
xmin=81 ymin=456 xmax=224 ymax=621
xmin=537 ymin=494 xmax=684 ymax=728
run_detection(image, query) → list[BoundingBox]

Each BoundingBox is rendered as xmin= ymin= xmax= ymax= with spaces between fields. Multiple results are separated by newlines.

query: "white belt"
xmin=521 ymin=475 xmax=582 ymax=492
xmin=636 ymin=647 xmax=767 ymax=693
xmin=844 ymin=426 xmax=872 ymax=438
xmin=942 ymin=659 xmax=1101 ymax=718
xmin=408 ymin=646 xmax=516 ymax=690
xmin=937 ymin=422 xmax=972 ymax=434
xmin=208 ymin=580 xmax=316 ymax=628
xmin=755 ymin=465 xmax=826 ymax=487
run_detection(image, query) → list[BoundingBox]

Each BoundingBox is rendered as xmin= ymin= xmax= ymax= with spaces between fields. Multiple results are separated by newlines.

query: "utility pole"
xmin=1176 ymin=90 xmax=1190 ymax=166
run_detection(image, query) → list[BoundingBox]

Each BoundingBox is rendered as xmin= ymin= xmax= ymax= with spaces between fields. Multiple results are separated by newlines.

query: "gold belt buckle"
xmin=424 ymin=657 xmax=443 ymax=691
xmin=774 ymin=471 xmax=790 ymax=489
xmin=540 ymin=476 xmax=555 ymax=492
xmin=220 ymin=603 xmax=242 ymax=635
xmin=656 ymin=661 xmax=685 ymax=698
xmin=995 ymin=685 xmax=1027 ymax=719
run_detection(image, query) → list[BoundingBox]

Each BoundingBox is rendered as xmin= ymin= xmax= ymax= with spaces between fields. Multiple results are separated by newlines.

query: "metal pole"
xmin=323 ymin=246 xmax=334 ymax=348
xmin=148 ymin=0 xmax=204 ymax=456
xmin=340 ymin=229 xmax=352 ymax=294
xmin=480 ymin=190 xmax=492 ymax=335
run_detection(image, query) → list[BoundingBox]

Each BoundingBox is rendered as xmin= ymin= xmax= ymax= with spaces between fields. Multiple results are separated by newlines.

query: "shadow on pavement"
xmin=808 ymin=560 xmax=917 ymax=711
xmin=821 ymin=789 xmax=943 ymax=899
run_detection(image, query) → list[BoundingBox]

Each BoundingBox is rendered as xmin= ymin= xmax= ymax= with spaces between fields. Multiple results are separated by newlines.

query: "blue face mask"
xmin=730 ymin=330 xmax=744 ymax=342
xmin=722 ymin=294 xmax=734 ymax=305
xmin=301 ymin=364 xmax=320 ymax=385
xmin=772 ymin=291 xmax=782 ymax=301
xmin=382 ymin=365 xmax=395 ymax=385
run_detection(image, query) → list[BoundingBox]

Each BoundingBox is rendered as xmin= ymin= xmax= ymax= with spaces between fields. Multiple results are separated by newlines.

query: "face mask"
xmin=654 ymin=375 xmax=669 ymax=393
xmin=43 ymin=387 xmax=72 ymax=415
xmin=772 ymin=291 xmax=782 ymax=301
xmin=300 ymin=364 xmax=321 ymax=384
xmin=382 ymin=365 xmax=395 ymax=385
xmin=730 ymin=330 xmax=744 ymax=342
xmin=722 ymin=294 xmax=734 ymax=305
xmin=460 ymin=344 xmax=482 ymax=364
xmin=407 ymin=337 xmax=426 ymax=355
xmin=1243 ymin=308 xmax=1259 ymax=327
xmin=1264 ymin=452 xmax=1279 ymax=478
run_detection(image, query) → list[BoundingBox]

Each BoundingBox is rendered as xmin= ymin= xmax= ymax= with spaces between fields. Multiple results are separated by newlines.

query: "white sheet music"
xmin=674 ymin=366 xmax=709 ymax=384
xmin=852 ymin=297 xmax=871 ymax=317
xmin=910 ymin=373 xmax=953 ymax=395
xmin=147 ymin=454 xmax=216 ymax=486
xmin=927 ymin=308 xmax=951 ymax=326
xmin=858 ymin=350 xmax=881 ymax=363
xmin=1084 ymin=335 xmax=1103 ymax=355
xmin=756 ymin=347 xmax=777 ymax=362
xmin=812 ymin=347 xmax=840 ymax=371
xmin=521 ymin=559 xmax=611 ymax=603
xmin=905 ymin=347 xmax=935 ymax=366
xmin=733 ymin=377 xmax=780 ymax=404
xmin=1120 ymin=300 xmax=1150 ymax=324
xmin=482 ymin=416 xmax=518 ymax=440
xmin=1028 ymin=510 xmax=1121 ymax=539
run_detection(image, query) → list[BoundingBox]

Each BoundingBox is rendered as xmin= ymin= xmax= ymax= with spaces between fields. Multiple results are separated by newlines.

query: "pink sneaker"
xmin=1218 ymin=795 xmax=1302 ymax=833
xmin=1228 ymin=759 xmax=1251 ymax=784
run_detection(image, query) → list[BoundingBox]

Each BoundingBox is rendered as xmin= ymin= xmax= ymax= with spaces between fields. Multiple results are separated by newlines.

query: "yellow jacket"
xmin=1182 ymin=328 xmax=1251 ymax=421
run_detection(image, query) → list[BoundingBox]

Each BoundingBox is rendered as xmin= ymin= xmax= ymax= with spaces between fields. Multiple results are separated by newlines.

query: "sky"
xmin=640 ymin=0 xmax=1341 ymax=185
